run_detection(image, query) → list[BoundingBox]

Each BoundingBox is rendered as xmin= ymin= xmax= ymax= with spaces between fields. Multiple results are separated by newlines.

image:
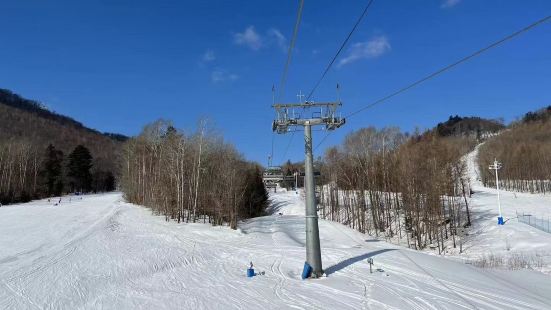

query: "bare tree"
xmin=120 ymin=119 xmax=268 ymax=229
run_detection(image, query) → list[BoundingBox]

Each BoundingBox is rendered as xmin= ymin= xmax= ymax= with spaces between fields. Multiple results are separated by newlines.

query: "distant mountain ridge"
xmin=434 ymin=115 xmax=505 ymax=138
xmin=0 ymin=88 xmax=127 ymax=180
xmin=0 ymin=88 xmax=128 ymax=142
xmin=522 ymin=105 xmax=551 ymax=124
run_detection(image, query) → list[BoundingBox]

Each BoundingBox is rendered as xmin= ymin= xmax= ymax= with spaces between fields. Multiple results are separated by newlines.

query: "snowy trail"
xmin=1 ymin=191 xmax=551 ymax=309
xmin=447 ymin=144 xmax=551 ymax=274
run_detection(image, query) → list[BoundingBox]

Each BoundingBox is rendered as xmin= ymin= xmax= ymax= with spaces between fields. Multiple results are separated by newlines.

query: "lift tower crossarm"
xmin=272 ymin=101 xmax=342 ymax=108
xmin=272 ymin=101 xmax=345 ymax=135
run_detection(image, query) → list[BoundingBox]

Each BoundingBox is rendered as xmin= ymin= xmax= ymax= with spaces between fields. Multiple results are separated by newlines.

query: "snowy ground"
xmin=436 ymin=145 xmax=551 ymax=273
xmin=1 ymin=189 xmax=551 ymax=309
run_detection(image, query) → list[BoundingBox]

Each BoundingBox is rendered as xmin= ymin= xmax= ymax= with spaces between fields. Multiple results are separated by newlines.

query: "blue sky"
xmin=1 ymin=0 xmax=550 ymax=165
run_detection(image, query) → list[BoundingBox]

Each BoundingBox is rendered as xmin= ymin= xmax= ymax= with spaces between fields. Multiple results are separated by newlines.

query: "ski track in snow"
xmin=436 ymin=144 xmax=551 ymax=274
xmin=1 ymin=185 xmax=551 ymax=309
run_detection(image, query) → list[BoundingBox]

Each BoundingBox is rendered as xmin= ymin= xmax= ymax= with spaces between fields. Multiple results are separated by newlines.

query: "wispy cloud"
xmin=211 ymin=69 xmax=239 ymax=83
xmin=233 ymin=26 xmax=263 ymax=51
xmin=268 ymin=28 xmax=287 ymax=52
xmin=338 ymin=36 xmax=391 ymax=67
xmin=233 ymin=26 xmax=288 ymax=52
xmin=202 ymin=49 xmax=216 ymax=62
xmin=441 ymin=0 xmax=461 ymax=9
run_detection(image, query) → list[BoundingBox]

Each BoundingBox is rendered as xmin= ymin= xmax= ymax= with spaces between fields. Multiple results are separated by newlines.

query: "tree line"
xmin=436 ymin=115 xmax=504 ymax=138
xmin=0 ymin=94 xmax=125 ymax=190
xmin=0 ymin=142 xmax=115 ymax=204
xmin=0 ymin=90 xmax=126 ymax=204
xmin=120 ymin=120 xmax=268 ymax=229
xmin=319 ymin=127 xmax=476 ymax=253
xmin=478 ymin=107 xmax=551 ymax=194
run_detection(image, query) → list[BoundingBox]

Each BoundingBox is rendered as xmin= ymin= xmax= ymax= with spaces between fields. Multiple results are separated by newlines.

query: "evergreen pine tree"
xmin=67 ymin=145 xmax=93 ymax=193
xmin=243 ymin=166 xmax=269 ymax=218
xmin=41 ymin=144 xmax=64 ymax=196
xmin=104 ymin=172 xmax=116 ymax=192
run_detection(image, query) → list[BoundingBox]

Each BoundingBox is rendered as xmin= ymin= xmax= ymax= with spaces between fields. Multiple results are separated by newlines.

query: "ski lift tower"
xmin=271 ymin=96 xmax=345 ymax=278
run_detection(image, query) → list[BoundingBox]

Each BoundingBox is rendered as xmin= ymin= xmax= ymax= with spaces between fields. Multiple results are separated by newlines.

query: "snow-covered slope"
xmin=446 ymin=144 xmax=551 ymax=273
xmin=1 ymin=191 xmax=551 ymax=309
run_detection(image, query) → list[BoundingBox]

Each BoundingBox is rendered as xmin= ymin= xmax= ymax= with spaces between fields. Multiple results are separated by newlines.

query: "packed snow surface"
xmin=450 ymin=144 xmax=551 ymax=273
xmin=1 ymin=189 xmax=551 ymax=309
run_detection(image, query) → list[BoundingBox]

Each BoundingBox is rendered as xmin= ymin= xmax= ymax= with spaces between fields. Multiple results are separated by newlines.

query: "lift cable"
xmin=282 ymin=0 xmax=375 ymax=161
xmin=313 ymin=14 xmax=551 ymax=151
xmin=306 ymin=0 xmax=375 ymax=101
xmin=272 ymin=0 xmax=305 ymax=166
xmin=279 ymin=0 xmax=305 ymax=101
xmin=281 ymin=131 xmax=295 ymax=162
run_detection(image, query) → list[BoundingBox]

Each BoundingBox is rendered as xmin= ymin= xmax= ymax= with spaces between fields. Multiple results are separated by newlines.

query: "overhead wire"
xmin=279 ymin=0 xmax=305 ymax=101
xmin=276 ymin=0 xmax=305 ymax=163
xmin=306 ymin=0 xmax=375 ymax=101
xmin=269 ymin=85 xmax=276 ymax=166
xmin=314 ymin=14 xmax=551 ymax=151
xmin=345 ymin=15 xmax=551 ymax=119
xmin=282 ymin=0 xmax=375 ymax=161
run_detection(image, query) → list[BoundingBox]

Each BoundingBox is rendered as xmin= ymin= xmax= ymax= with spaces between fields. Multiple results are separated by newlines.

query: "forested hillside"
xmin=320 ymin=129 xmax=474 ymax=252
xmin=479 ymin=106 xmax=551 ymax=193
xmin=0 ymin=89 xmax=125 ymax=204
xmin=316 ymin=107 xmax=551 ymax=251
xmin=120 ymin=120 xmax=269 ymax=229
xmin=434 ymin=115 xmax=504 ymax=138
xmin=317 ymin=115 xmax=502 ymax=252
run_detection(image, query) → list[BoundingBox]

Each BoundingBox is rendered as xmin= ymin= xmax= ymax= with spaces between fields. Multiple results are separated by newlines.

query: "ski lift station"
xmin=262 ymin=166 xmax=285 ymax=189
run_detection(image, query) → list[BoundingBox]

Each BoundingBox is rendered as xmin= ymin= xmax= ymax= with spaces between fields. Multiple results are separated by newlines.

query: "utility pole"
xmin=489 ymin=159 xmax=503 ymax=225
xmin=272 ymin=96 xmax=345 ymax=278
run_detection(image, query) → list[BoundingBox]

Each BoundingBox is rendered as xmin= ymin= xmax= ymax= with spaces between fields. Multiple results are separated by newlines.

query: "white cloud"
xmin=202 ymin=49 xmax=216 ymax=62
xmin=268 ymin=28 xmax=287 ymax=52
xmin=233 ymin=26 xmax=263 ymax=51
xmin=211 ymin=69 xmax=239 ymax=83
xmin=441 ymin=0 xmax=461 ymax=8
xmin=233 ymin=26 xmax=289 ymax=52
xmin=338 ymin=36 xmax=391 ymax=67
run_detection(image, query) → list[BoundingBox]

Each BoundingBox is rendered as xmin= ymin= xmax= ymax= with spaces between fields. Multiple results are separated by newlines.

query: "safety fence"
xmin=517 ymin=212 xmax=551 ymax=233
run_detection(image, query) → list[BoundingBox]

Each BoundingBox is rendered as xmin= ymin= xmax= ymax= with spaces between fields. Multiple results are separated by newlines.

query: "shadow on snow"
xmin=325 ymin=248 xmax=396 ymax=276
